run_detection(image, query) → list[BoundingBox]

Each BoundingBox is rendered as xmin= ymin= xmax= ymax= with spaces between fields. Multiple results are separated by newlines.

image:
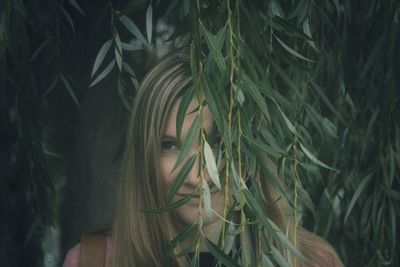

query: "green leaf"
xmin=275 ymin=35 xmax=316 ymax=62
xmin=61 ymin=8 xmax=75 ymax=35
xmin=143 ymin=192 xmax=194 ymax=213
xmin=244 ymin=190 xmax=303 ymax=259
xmin=268 ymin=0 xmax=285 ymax=18
xmin=117 ymin=77 xmax=132 ymax=111
xmin=271 ymin=245 xmax=291 ymax=267
xmin=89 ymin=60 xmax=115 ymax=87
xmin=31 ymin=38 xmax=52 ymax=62
xmin=273 ymin=16 xmax=312 ymax=41
xmin=119 ymin=15 xmax=148 ymax=46
xmin=176 ymin=234 xmax=200 ymax=257
xmin=121 ymin=42 xmax=142 ymax=51
xmin=309 ymin=81 xmax=345 ymax=123
xmin=167 ymin=155 xmax=197 ymax=203
xmin=146 ymin=4 xmax=153 ymax=44
xmin=203 ymin=140 xmax=221 ymax=190
xmin=201 ymin=24 xmax=226 ymax=74
xmin=190 ymin=250 xmax=199 ymax=267
xmin=223 ymin=223 xmax=237 ymax=254
xmin=230 ymin=163 xmax=240 ymax=200
xmin=91 ymin=39 xmax=112 ymax=78
xmin=249 ymin=138 xmax=284 ymax=159
xmin=122 ymin=62 xmax=136 ymax=78
xmin=299 ymin=142 xmax=336 ymax=170
xmin=204 ymin=238 xmax=241 ymax=267
xmin=166 ymin=223 xmax=196 ymax=255
xmin=44 ymin=75 xmax=58 ymax=97
xmin=176 ymin=88 xmax=195 ymax=144
xmin=240 ymin=74 xmax=271 ymax=124
xmin=130 ymin=77 xmax=139 ymax=89
xmin=302 ymin=17 xmax=318 ymax=52
xmin=202 ymin=78 xmax=229 ymax=147
xmin=59 ymin=73 xmax=80 ymax=109
xmin=344 ymin=174 xmax=372 ymax=223
xmin=235 ymin=86 xmax=245 ymax=106
xmin=67 ymin=0 xmax=85 ymax=16
xmin=275 ymin=103 xmax=297 ymax=135
xmin=297 ymin=184 xmax=316 ymax=219
xmin=202 ymin=179 xmax=212 ymax=218
xmin=172 ymin=116 xmax=200 ymax=172
xmin=115 ymin=48 xmax=122 ymax=71
xmin=114 ymin=33 xmax=122 ymax=55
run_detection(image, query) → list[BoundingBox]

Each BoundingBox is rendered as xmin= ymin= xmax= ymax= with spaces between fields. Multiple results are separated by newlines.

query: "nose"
xmin=184 ymin=149 xmax=210 ymax=187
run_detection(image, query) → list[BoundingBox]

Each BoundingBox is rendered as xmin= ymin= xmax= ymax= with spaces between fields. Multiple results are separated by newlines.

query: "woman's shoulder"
xmin=62 ymin=235 xmax=113 ymax=267
xmin=298 ymin=228 xmax=343 ymax=267
xmin=314 ymin=247 xmax=343 ymax=267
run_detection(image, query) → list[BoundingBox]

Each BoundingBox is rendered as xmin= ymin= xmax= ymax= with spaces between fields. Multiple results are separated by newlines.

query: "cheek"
xmin=160 ymin=156 xmax=177 ymax=185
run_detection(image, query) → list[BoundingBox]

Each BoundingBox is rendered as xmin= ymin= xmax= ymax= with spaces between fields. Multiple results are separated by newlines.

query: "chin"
xmin=173 ymin=191 xmax=226 ymax=227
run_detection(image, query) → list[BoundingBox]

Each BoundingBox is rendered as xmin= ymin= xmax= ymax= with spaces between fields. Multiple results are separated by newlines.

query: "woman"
xmin=63 ymin=47 xmax=343 ymax=267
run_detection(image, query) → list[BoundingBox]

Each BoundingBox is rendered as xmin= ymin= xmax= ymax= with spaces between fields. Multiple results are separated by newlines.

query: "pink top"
xmin=62 ymin=236 xmax=113 ymax=267
xmin=62 ymin=236 xmax=342 ymax=267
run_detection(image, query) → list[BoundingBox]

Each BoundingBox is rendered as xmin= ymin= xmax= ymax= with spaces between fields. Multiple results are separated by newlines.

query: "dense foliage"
xmin=0 ymin=0 xmax=399 ymax=266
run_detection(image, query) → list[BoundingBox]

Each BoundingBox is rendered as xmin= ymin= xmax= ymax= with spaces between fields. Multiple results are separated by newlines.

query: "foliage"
xmin=1 ymin=0 xmax=399 ymax=266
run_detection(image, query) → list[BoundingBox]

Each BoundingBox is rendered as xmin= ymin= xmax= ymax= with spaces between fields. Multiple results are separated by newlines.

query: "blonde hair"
xmin=112 ymin=47 xmax=343 ymax=267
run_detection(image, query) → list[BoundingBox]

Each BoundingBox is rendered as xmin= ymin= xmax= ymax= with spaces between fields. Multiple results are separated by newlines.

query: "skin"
xmin=160 ymin=98 xmax=227 ymax=246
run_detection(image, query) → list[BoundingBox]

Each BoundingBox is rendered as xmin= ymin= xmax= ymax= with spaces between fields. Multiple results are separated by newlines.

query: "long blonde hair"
xmin=112 ymin=47 xmax=342 ymax=267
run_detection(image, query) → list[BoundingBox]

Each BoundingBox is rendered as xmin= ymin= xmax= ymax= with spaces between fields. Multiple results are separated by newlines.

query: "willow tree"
xmin=1 ymin=0 xmax=399 ymax=267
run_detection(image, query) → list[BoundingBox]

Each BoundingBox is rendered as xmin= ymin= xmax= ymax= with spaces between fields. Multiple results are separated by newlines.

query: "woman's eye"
xmin=161 ymin=140 xmax=178 ymax=151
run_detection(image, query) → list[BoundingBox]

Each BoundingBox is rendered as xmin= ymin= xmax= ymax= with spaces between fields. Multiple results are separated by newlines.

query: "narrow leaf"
xmin=203 ymin=140 xmax=221 ymax=190
xmin=202 ymin=179 xmax=212 ymax=218
xmin=59 ymin=73 xmax=80 ymax=109
xmin=302 ymin=17 xmax=318 ymax=51
xmin=250 ymin=138 xmax=284 ymax=158
xmin=61 ymin=8 xmax=75 ymax=35
xmin=130 ymin=77 xmax=139 ymax=89
xmin=143 ymin=192 xmax=194 ymax=213
xmin=275 ymin=35 xmax=316 ymax=62
xmin=166 ymin=223 xmax=196 ymax=255
xmin=201 ymin=23 xmax=226 ymax=73
xmin=276 ymin=103 xmax=297 ymax=134
xmin=114 ymin=33 xmax=122 ymax=54
xmin=299 ymin=142 xmax=336 ymax=170
xmin=176 ymin=88 xmax=195 ymax=144
xmin=122 ymin=62 xmax=136 ymax=77
xmin=240 ymin=74 xmax=271 ymax=124
xmin=67 ymin=0 xmax=85 ymax=16
xmin=91 ymin=39 xmax=112 ymax=78
xmin=172 ymin=116 xmax=200 ymax=172
xmin=89 ymin=60 xmax=115 ymax=87
xmin=31 ymin=38 xmax=51 ymax=62
xmin=167 ymin=155 xmax=197 ymax=203
xmin=146 ymin=4 xmax=153 ymax=44
xmin=115 ymin=48 xmax=122 ymax=71
xmin=271 ymin=245 xmax=291 ymax=267
xmin=202 ymin=78 xmax=228 ymax=146
xmin=244 ymin=190 xmax=303 ymax=259
xmin=204 ymin=238 xmax=241 ymax=267
xmin=119 ymin=15 xmax=147 ymax=46
xmin=344 ymin=174 xmax=372 ymax=223
xmin=44 ymin=75 xmax=58 ymax=97
xmin=297 ymin=185 xmax=316 ymax=219
xmin=121 ymin=42 xmax=142 ymax=51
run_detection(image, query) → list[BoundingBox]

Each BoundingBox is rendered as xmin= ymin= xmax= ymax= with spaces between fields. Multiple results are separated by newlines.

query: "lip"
xmin=176 ymin=190 xmax=219 ymax=204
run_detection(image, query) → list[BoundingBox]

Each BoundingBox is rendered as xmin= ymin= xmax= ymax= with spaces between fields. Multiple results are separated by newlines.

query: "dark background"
xmin=1 ymin=1 xmax=399 ymax=266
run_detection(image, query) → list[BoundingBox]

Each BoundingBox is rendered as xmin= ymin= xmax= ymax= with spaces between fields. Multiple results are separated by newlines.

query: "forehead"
xmin=164 ymin=98 xmax=214 ymax=137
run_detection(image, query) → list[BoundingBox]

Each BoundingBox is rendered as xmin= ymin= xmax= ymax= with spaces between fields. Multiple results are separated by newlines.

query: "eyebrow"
xmin=162 ymin=134 xmax=177 ymax=141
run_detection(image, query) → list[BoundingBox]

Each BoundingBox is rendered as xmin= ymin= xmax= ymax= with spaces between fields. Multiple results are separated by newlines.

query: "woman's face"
xmin=160 ymin=97 xmax=226 ymax=231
